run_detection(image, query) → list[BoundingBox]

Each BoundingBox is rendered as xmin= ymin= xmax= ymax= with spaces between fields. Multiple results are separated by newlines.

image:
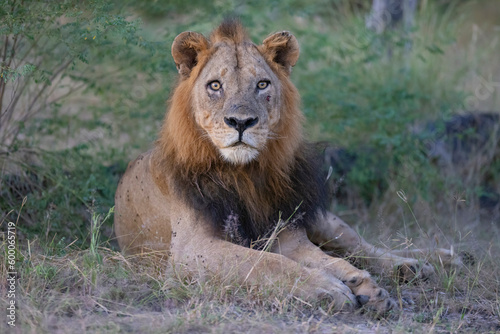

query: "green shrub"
xmin=0 ymin=0 xmax=171 ymax=245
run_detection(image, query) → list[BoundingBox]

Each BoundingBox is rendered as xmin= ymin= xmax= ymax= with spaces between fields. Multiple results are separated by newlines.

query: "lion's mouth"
xmin=227 ymin=141 xmax=256 ymax=149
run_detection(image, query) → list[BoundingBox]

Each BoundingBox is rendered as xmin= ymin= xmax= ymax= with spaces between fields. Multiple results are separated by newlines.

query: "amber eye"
xmin=257 ymin=81 xmax=270 ymax=90
xmin=208 ymin=81 xmax=221 ymax=91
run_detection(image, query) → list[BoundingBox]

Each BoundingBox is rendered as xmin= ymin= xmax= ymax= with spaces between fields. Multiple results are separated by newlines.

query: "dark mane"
xmin=165 ymin=143 xmax=328 ymax=247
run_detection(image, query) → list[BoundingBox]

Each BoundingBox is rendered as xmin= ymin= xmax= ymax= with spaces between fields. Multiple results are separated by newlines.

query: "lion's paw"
xmin=354 ymin=287 xmax=399 ymax=314
xmin=342 ymin=271 xmax=398 ymax=314
xmin=314 ymin=286 xmax=358 ymax=311
xmin=437 ymin=249 xmax=476 ymax=267
xmin=299 ymin=269 xmax=358 ymax=311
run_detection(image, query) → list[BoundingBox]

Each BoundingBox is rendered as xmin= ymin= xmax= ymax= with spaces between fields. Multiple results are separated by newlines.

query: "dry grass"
xmin=2 ymin=202 xmax=499 ymax=334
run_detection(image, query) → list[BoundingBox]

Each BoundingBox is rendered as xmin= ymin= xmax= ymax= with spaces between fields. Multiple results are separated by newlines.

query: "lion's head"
xmin=154 ymin=20 xmax=325 ymax=242
xmin=177 ymin=24 xmax=299 ymax=165
xmin=158 ymin=19 xmax=302 ymax=167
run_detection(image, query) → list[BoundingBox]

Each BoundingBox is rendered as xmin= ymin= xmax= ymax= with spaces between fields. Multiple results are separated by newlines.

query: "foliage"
xmin=1 ymin=0 xmax=145 ymax=148
xmin=0 ymin=0 xmax=499 ymax=244
xmin=0 ymin=0 xmax=172 ymax=243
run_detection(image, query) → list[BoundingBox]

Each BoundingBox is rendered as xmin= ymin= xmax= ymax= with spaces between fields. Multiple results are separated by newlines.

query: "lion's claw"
xmin=356 ymin=294 xmax=370 ymax=306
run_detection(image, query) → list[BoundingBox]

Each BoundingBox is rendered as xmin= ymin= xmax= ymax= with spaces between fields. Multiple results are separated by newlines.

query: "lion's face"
xmin=171 ymin=23 xmax=300 ymax=165
xmin=192 ymin=43 xmax=281 ymax=165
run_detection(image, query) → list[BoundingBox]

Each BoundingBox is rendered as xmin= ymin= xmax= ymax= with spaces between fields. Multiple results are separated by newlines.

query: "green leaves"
xmin=0 ymin=63 xmax=36 ymax=82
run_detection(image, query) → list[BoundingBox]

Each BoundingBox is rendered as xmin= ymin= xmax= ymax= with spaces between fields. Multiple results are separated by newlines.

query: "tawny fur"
xmin=114 ymin=20 xmax=466 ymax=314
xmin=153 ymin=21 xmax=318 ymax=240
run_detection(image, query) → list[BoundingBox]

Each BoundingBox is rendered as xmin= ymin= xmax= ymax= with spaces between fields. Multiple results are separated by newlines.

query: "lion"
xmin=114 ymin=20 xmax=466 ymax=313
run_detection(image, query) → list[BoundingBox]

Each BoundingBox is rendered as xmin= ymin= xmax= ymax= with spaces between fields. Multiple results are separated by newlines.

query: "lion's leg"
xmin=168 ymin=211 xmax=357 ymax=310
xmin=274 ymin=227 xmax=398 ymax=313
xmin=307 ymin=211 xmax=435 ymax=281
xmin=388 ymin=248 xmax=474 ymax=267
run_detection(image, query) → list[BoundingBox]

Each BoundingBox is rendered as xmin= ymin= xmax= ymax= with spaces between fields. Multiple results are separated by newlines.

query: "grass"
xmin=1 ymin=200 xmax=499 ymax=333
xmin=1 ymin=0 xmax=500 ymax=332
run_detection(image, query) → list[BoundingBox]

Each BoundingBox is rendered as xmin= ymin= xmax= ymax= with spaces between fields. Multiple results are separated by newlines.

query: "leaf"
xmin=426 ymin=44 xmax=444 ymax=55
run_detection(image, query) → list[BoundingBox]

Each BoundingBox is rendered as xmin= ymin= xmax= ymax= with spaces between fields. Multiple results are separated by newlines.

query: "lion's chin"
xmin=220 ymin=146 xmax=259 ymax=165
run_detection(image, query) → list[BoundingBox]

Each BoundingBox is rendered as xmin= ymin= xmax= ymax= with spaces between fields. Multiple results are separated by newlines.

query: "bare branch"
xmin=1 ymin=57 xmax=75 ymax=145
xmin=0 ymin=35 xmax=10 ymax=114
xmin=25 ymin=57 xmax=73 ymax=113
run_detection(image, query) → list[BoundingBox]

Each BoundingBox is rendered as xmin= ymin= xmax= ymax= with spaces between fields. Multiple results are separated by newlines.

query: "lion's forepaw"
xmin=342 ymin=271 xmax=399 ymax=315
xmin=357 ymin=286 xmax=398 ymax=314
xmin=315 ymin=287 xmax=358 ymax=311
xmin=297 ymin=269 xmax=358 ymax=311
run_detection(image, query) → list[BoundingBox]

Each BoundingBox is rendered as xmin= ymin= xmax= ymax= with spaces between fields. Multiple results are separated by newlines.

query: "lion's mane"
xmin=152 ymin=20 xmax=327 ymax=246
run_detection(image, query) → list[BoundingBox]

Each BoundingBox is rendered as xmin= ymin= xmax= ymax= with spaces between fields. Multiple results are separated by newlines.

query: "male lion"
xmin=114 ymin=20 xmax=461 ymax=313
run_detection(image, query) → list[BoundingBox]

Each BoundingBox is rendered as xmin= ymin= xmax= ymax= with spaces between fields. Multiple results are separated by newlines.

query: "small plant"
xmin=89 ymin=205 xmax=114 ymax=264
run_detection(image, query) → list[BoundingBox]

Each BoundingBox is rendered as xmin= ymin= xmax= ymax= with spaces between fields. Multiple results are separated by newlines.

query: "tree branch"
xmin=0 ymin=35 xmax=10 ymax=116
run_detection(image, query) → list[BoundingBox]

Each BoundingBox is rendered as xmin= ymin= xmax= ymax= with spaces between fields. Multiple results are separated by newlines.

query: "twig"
xmin=0 ymin=35 xmax=10 ymax=112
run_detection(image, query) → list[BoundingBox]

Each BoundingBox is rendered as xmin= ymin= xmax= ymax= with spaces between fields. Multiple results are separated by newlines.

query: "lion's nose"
xmin=224 ymin=117 xmax=259 ymax=140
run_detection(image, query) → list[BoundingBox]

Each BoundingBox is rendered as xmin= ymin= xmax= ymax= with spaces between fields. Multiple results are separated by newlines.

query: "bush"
xmin=0 ymin=0 xmax=171 ymax=245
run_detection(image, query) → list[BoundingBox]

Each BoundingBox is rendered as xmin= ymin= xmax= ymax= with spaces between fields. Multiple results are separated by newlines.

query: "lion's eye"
xmin=257 ymin=81 xmax=270 ymax=90
xmin=208 ymin=81 xmax=221 ymax=91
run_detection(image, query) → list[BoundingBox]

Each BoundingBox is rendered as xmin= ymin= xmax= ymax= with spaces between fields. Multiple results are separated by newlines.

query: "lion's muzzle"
xmin=224 ymin=116 xmax=259 ymax=142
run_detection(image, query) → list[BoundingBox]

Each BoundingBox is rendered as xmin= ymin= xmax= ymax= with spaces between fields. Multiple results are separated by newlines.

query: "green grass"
xmin=1 ymin=0 xmax=500 ymax=332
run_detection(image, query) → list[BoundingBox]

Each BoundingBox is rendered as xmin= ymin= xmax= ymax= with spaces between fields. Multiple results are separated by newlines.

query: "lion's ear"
xmin=171 ymin=31 xmax=210 ymax=78
xmin=260 ymin=31 xmax=299 ymax=75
